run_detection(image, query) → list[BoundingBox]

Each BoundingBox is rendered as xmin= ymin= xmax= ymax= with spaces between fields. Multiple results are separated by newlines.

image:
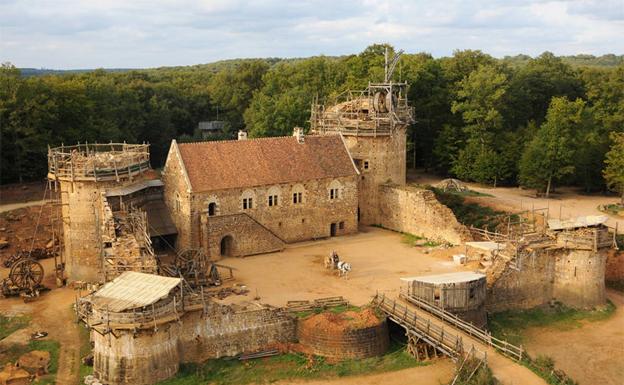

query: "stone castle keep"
xmin=48 ymin=76 xmax=610 ymax=385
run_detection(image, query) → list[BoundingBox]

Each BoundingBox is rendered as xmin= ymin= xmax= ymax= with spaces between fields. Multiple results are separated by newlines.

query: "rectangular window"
xmin=243 ymin=198 xmax=253 ymax=210
xmin=293 ymin=192 xmax=302 ymax=204
xmin=268 ymin=195 xmax=278 ymax=207
xmin=364 ymin=161 xmax=369 ymax=170
xmin=330 ymin=188 xmax=339 ymax=200
xmin=339 ymin=221 xmax=344 ymax=230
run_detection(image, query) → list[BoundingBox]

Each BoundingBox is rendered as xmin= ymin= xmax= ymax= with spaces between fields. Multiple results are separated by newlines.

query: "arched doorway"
xmin=220 ymin=235 xmax=233 ymax=257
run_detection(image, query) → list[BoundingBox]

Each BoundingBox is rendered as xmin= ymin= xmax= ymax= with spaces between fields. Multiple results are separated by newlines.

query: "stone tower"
xmin=310 ymin=81 xmax=414 ymax=225
xmin=47 ymin=143 xmax=152 ymax=282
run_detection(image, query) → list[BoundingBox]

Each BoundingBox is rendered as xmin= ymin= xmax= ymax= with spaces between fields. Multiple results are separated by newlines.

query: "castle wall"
xmin=175 ymin=175 xmax=358 ymax=256
xmin=201 ymin=213 xmax=285 ymax=258
xmin=377 ymin=184 xmax=470 ymax=245
xmin=340 ymin=129 xmax=406 ymax=225
xmin=92 ymin=305 xmax=296 ymax=385
xmin=553 ymin=249 xmax=606 ymax=308
xmin=487 ymin=248 xmax=607 ymax=312
xmin=93 ymin=323 xmax=181 ymax=385
xmin=487 ymin=251 xmax=555 ymax=312
xmin=178 ymin=306 xmax=296 ymax=362
xmin=161 ymin=143 xmax=193 ymax=251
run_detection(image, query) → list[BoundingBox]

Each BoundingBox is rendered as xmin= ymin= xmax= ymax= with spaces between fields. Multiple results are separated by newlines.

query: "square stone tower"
xmin=310 ymin=81 xmax=414 ymax=225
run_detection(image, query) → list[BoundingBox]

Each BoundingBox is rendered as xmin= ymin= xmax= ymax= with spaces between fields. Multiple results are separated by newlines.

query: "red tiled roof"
xmin=176 ymin=135 xmax=357 ymax=192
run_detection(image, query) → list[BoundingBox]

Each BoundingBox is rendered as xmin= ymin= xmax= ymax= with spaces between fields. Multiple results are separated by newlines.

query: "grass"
xmin=431 ymin=188 xmax=513 ymax=232
xmin=489 ymin=300 xmax=616 ymax=346
xmin=451 ymin=358 xmax=498 ymax=385
xmin=78 ymin=322 xmax=94 ymax=381
xmin=0 ymin=314 xmax=60 ymax=385
xmin=0 ymin=314 xmax=31 ymax=340
xmin=598 ymin=203 xmax=624 ymax=217
xmin=401 ymin=233 xmax=442 ymax=248
xmin=157 ymin=341 xmax=426 ymax=385
xmin=294 ymin=304 xmax=361 ymax=319
xmin=0 ymin=340 xmax=60 ymax=385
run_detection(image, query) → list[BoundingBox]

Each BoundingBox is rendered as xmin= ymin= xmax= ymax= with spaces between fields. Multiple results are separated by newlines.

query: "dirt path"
xmin=410 ymin=171 xmax=624 ymax=229
xmin=523 ymin=289 xmax=624 ymax=385
xmin=278 ymin=360 xmax=455 ymax=385
xmin=0 ymin=199 xmax=50 ymax=213
xmin=0 ymin=259 xmax=82 ymax=385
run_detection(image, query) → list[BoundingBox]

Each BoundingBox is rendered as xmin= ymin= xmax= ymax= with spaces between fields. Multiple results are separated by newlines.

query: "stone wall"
xmin=92 ymin=304 xmax=296 ymax=385
xmin=201 ymin=213 xmax=285 ymax=258
xmin=183 ymin=175 xmax=358 ymax=255
xmin=93 ymin=322 xmax=181 ymax=385
xmin=377 ymin=184 xmax=470 ymax=245
xmin=487 ymin=247 xmax=607 ymax=312
xmin=553 ymin=249 xmax=606 ymax=308
xmin=340 ymin=129 xmax=406 ymax=225
xmin=161 ymin=141 xmax=193 ymax=250
xmin=487 ymin=251 xmax=555 ymax=312
xmin=178 ymin=305 xmax=296 ymax=362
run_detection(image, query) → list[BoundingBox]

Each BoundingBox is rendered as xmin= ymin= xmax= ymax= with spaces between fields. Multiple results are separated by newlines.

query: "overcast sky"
xmin=1 ymin=0 xmax=623 ymax=69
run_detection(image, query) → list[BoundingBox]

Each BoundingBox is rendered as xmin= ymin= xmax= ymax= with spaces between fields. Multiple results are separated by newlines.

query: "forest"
xmin=1 ymin=45 xmax=623 ymax=197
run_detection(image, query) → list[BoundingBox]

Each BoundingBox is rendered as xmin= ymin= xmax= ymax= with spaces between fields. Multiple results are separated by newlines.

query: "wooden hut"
xmin=401 ymin=272 xmax=487 ymax=328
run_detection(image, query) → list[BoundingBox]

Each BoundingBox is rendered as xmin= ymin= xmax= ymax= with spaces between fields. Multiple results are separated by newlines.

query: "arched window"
xmin=328 ymin=180 xmax=343 ymax=201
xmin=208 ymin=202 xmax=217 ymax=216
xmin=267 ymin=186 xmax=281 ymax=207
xmin=204 ymin=196 xmax=219 ymax=216
xmin=241 ymin=189 xmax=255 ymax=210
xmin=292 ymin=184 xmax=305 ymax=205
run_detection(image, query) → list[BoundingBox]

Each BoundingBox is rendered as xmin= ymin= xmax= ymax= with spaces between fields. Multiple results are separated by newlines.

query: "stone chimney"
xmin=238 ymin=130 xmax=248 ymax=140
xmin=293 ymin=127 xmax=305 ymax=144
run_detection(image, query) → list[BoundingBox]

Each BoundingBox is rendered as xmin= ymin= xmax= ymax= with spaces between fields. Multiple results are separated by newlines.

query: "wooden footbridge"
xmin=372 ymin=292 xmax=548 ymax=385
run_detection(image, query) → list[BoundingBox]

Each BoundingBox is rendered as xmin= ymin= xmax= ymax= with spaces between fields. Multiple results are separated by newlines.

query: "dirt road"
xmin=411 ymin=172 xmax=624 ymax=229
xmin=0 ymin=258 xmax=82 ymax=385
xmin=524 ymin=289 xmax=624 ymax=385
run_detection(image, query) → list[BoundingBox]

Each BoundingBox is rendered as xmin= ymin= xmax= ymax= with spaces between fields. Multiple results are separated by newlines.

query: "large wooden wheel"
xmin=9 ymin=259 xmax=44 ymax=290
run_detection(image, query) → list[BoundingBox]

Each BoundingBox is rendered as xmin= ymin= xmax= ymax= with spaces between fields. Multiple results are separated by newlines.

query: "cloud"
xmin=0 ymin=0 xmax=622 ymax=68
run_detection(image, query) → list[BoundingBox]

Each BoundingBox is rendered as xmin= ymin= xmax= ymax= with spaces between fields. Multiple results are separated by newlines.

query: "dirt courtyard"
xmin=221 ymin=226 xmax=468 ymax=307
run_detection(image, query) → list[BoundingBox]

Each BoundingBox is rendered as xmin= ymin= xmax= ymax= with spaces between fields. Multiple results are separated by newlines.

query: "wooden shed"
xmin=401 ymin=272 xmax=487 ymax=328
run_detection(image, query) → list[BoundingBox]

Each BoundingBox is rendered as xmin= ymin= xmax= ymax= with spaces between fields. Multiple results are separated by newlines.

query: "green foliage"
xmin=489 ymin=300 xmax=616 ymax=346
xmin=451 ymin=358 xmax=498 ymax=385
xmin=157 ymin=342 xmax=425 ymax=385
xmin=1 ymin=48 xmax=623 ymax=190
xmin=432 ymin=188 xmax=508 ymax=231
xmin=519 ymin=97 xmax=585 ymax=196
xmin=0 ymin=314 xmax=30 ymax=340
xmin=603 ymin=132 xmax=624 ymax=202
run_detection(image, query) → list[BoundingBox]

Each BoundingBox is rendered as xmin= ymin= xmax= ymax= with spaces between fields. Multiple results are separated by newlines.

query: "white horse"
xmin=337 ymin=261 xmax=351 ymax=278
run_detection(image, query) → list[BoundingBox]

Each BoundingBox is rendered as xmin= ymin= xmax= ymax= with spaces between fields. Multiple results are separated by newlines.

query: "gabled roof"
xmin=91 ymin=271 xmax=181 ymax=312
xmin=176 ymin=135 xmax=358 ymax=192
xmin=401 ymin=272 xmax=486 ymax=284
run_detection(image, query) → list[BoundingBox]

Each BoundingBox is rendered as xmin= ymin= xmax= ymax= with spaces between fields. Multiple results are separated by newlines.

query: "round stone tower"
xmin=47 ymin=143 xmax=151 ymax=282
xmin=310 ymin=82 xmax=414 ymax=225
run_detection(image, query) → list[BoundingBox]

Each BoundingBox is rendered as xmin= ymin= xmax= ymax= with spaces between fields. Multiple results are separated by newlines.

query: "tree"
xmin=603 ymin=132 xmax=624 ymax=204
xmin=519 ymin=97 xmax=582 ymax=197
xmin=450 ymin=64 xmax=510 ymax=185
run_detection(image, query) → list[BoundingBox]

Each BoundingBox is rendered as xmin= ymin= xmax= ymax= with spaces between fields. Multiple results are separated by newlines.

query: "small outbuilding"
xmin=401 ymin=271 xmax=487 ymax=328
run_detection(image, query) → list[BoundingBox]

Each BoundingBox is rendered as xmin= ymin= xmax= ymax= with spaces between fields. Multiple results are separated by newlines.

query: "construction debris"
xmin=17 ymin=350 xmax=50 ymax=376
xmin=435 ymin=178 xmax=467 ymax=192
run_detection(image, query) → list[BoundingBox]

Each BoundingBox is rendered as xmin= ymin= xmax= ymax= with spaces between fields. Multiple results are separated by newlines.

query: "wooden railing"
xmin=372 ymin=293 xmax=487 ymax=362
xmin=398 ymin=291 xmax=523 ymax=362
